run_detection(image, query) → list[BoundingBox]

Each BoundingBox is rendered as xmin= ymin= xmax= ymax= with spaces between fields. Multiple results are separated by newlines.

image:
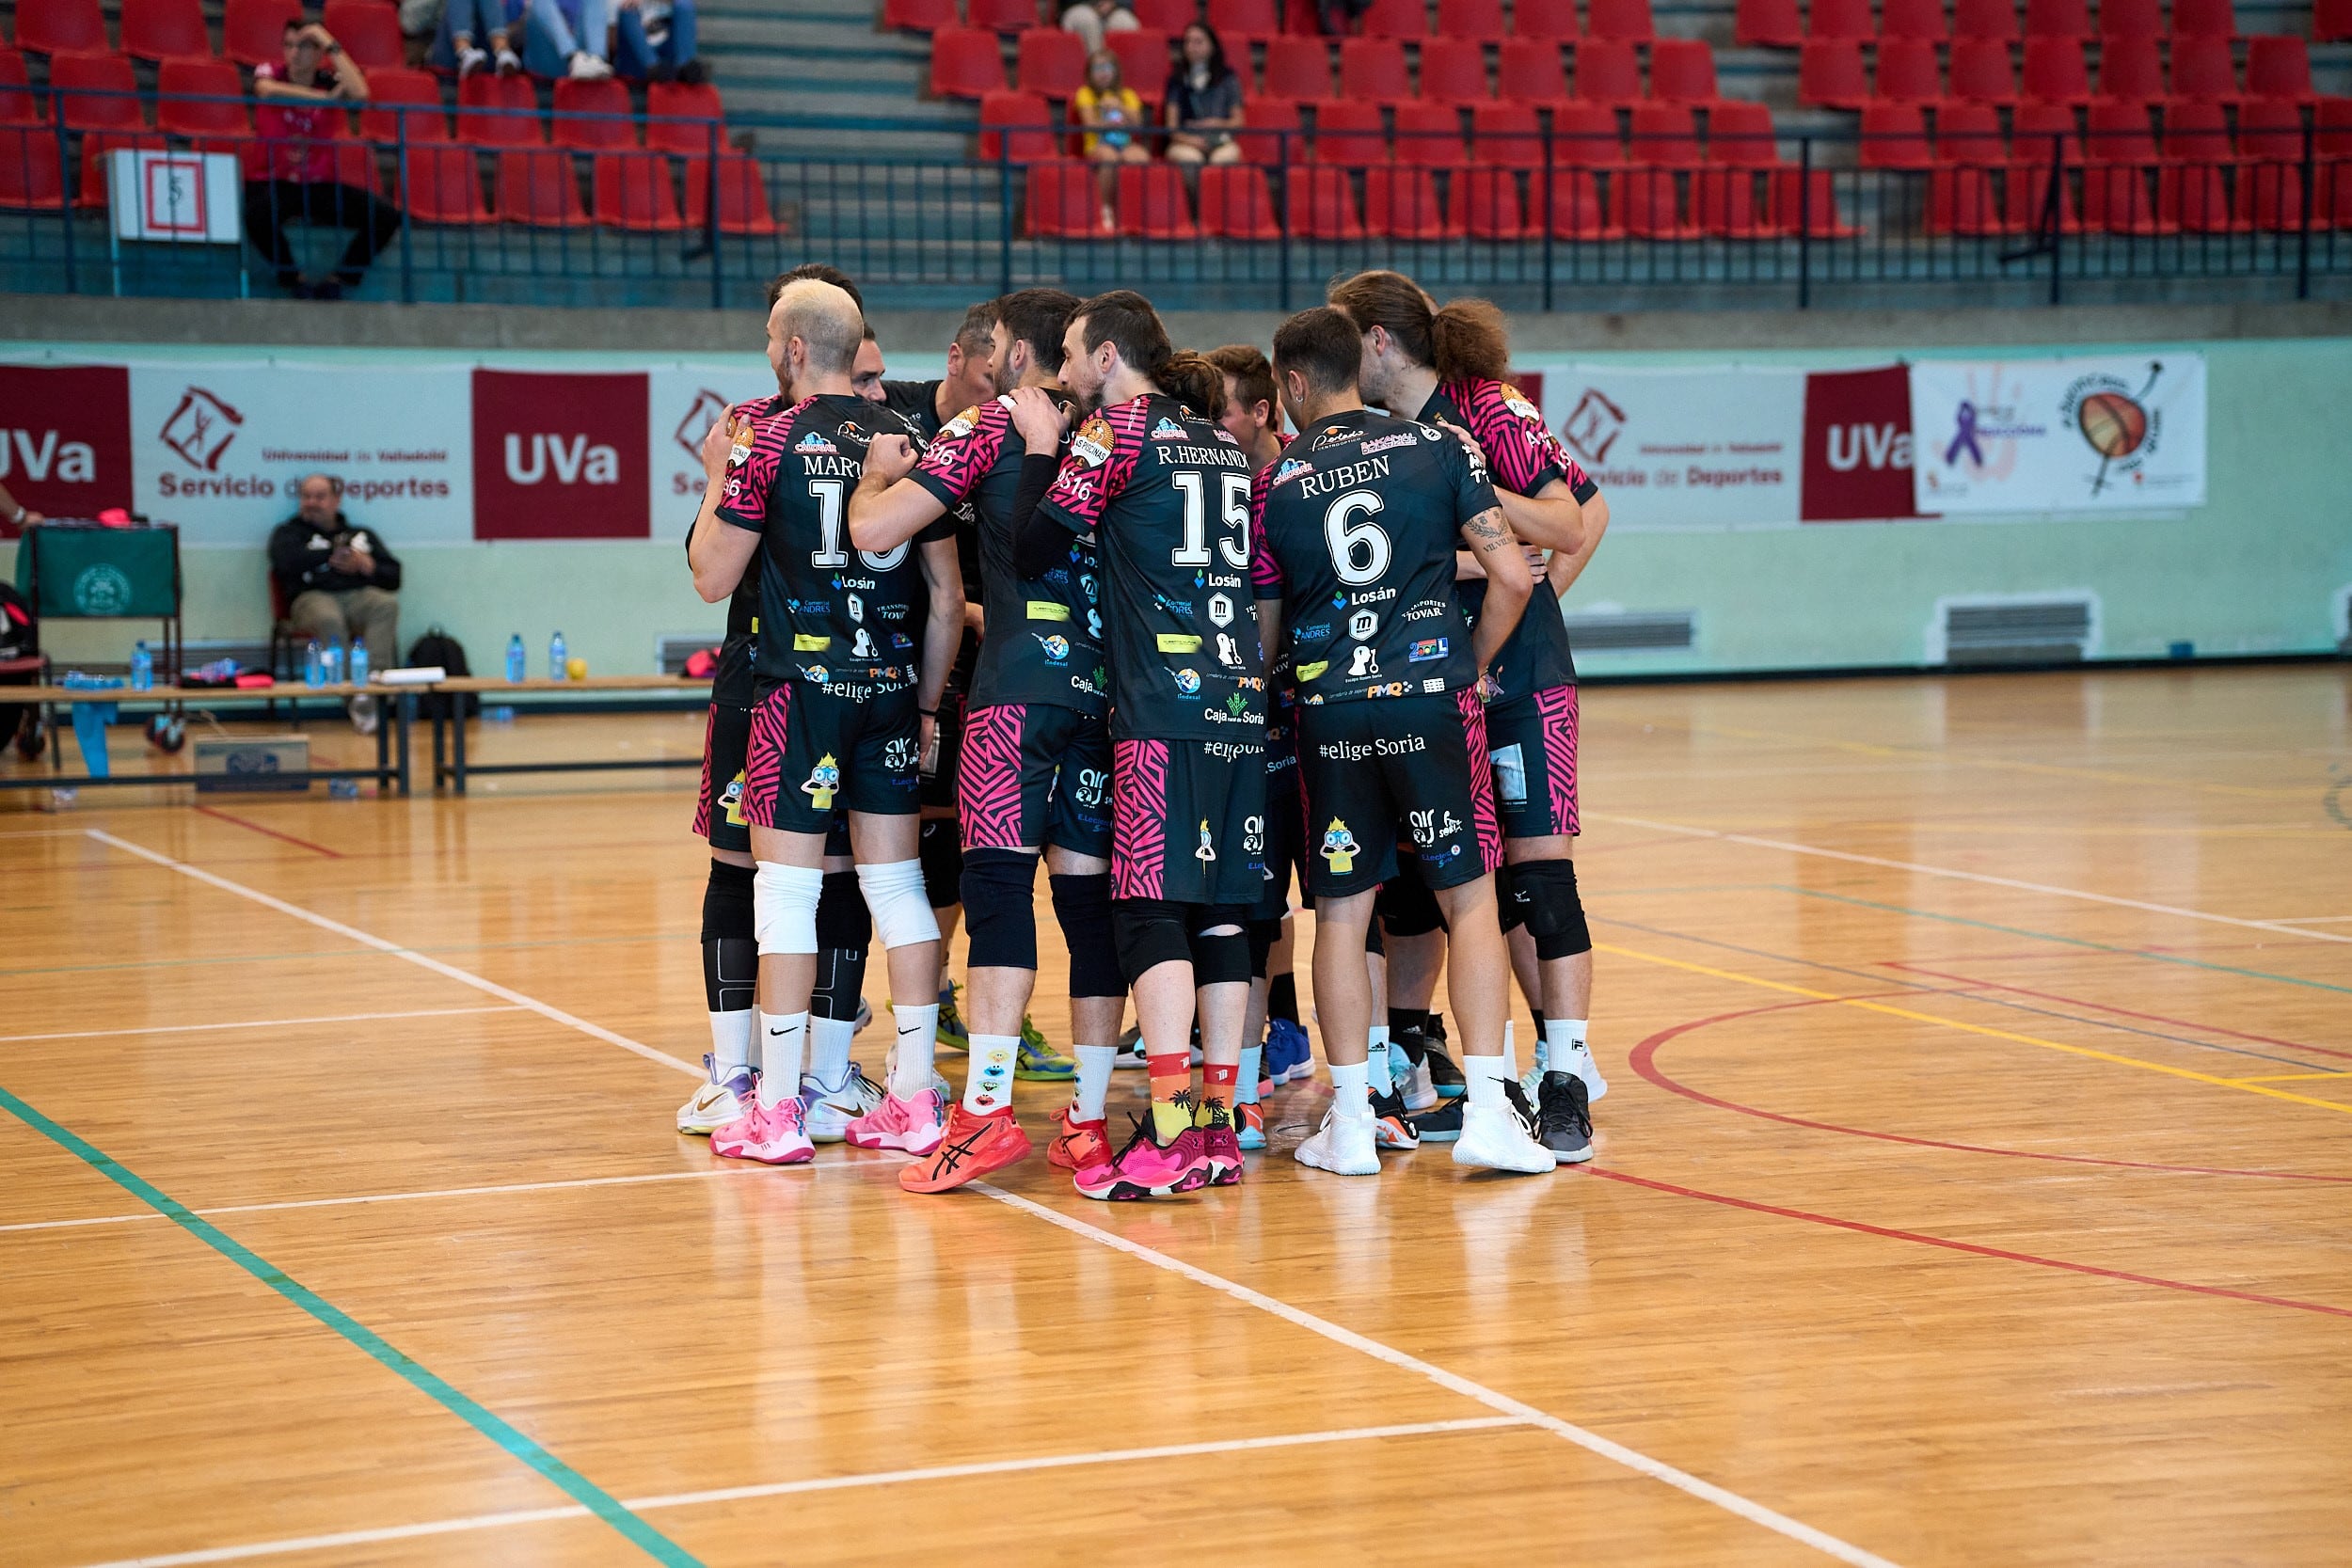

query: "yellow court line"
xmin=1594 ymin=940 xmax=2352 ymax=1118
xmin=2226 ymin=1071 xmax=2352 ymax=1085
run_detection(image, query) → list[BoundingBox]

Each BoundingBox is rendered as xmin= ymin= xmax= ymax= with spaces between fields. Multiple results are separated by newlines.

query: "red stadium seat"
xmin=1767 ymin=166 xmax=1858 ymax=232
xmin=1340 ymin=38 xmax=1411 ymax=103
xmin=645 ymin=80 xmax=724 ymax=150
xmin=155 ymin=56 xmax=247 ymax=136
xmin=1469 ymin=99 xmax=1540 ymax=164
xmin=458 ymin=70 xmax=541 ymax=145
xmin=495 ymin=148 xmax=588 ymax=225
xmin=2170 ymin=165 xmax=2236 ymax=236
xmin=1448 ymin=163 xmax=1523 ymax=234
xmin=2233 ymin=161 xmax=2304 ymax=230
xmin=49 ymin=51 xmax=145 ymax=132
xmin=1735 ymin=0 xmax=1803 ymax=47
xmin=1574 ymin=38 xmax=1641 ymax=105
xmin=1312 ymin=99 xmax=1386 ymax=162
xmin=1284 ymin=162 xmax=1364 ymax=235
xmin=930 ymin=27 xmax=1008 ymax=99
xmin=1613 ymin=165 xmax=1693 ymax=235
xmin=2098 ymin=0 xmax=2159 ymax=39
xmin=361 ymin=67 xmax=451 ymax=141
xmin=400 ymin=144 xmax=491 ymax=221
xmin=1119 ymin=159 xmax=1198 ymax=234
xmin=2318 ymin=0 xmax=2352 ymax=40
xmin=1586 ymin=0 xmax=1654 ymax=42
xmin=1805 ymin=0 xmax=1871 ymax=41
xmin=1023 ymin=157 xmax=1097 ymax=234
xmin=966 ymin=0 xmax=1041 ymax=32
xmin=322 ymin=0 xmax=402 ymax=66
xmin=1935 ymin=98 xmax=2004 ymax=161
xmin=120 ymin=0 xmax=211 ymax=61
xmin=1365 ymin=165 xmax=1453 ymax=234
xmin=1359 ymin=0 xmax=1429 ymax=38
xmin=1016 ymin=26 xmax=1086 ymax=96
xmin=1438 ymin=0 xmax=1506 ymax=42
xmin=1860 ymin=100 xmax=1933 ymax=165
xmin=2234 ymin=94 xmax=2299 ymax=159
xmin=1418 ymin=38 xmax=1490 ymax=103
xmin=1628 ymin=100 xmax=1699 ymax=165
xmin=1550 ymin=99 xmax=1622 ymax=162
xmin=2245 ymin=37 xmax=2313 ymax=103
xmin=2004 ymin=155 xmax=2081 ymax=230
xmin=1708 ymin=99 xmax=1784 ymax=165
xmin=977 ymin=88 xmax=1057 ymax=159
xmin=1105 ymin=28 xmax=1170 ymax=104
xmin=682 ymin=152 xmax=782 ymax=233
xmin=15 ymin=0 xmax=109 ymax=56
xmin=552 ymin=76 xmax=635 ymax=150
xmin=2084 ymin=94 xmax=2156 ymax=160
xmin=1237 ymin=95 xmax=1302 ymax=161
xmin=1262 ymin=34 xmax=1334 ymax=101
xmin=1197 ymin=161 xmax=1279 ymax=233
xmin=1280 ymin=0 xmax=1318 ymax=32
xmin=2082 ymin=161 xmax=2174 ymax=230
xmin=1545 ymin=167 xmax=1616 ymax=235
xmin=1209 ymin=0 xmax=1279 ymax=40
xmin=2231 ymin=101 xmax=2303 ymax=230
xmin=2169 ymin=0 xmax=2233 ymax=37
xmin=2021 ymin=38 xmax=2089 ymax=103
xmin=2167 ymin=35 xmax=2237 ymax=101
xmin=1797 ymin=39 xmax=1868 ymax=108
xmin=1391 ymin=99 xmax=1464 ymax=163
xmin=223 ymin=0 xmax=300 ymax=66
xmin=1511 ymin=0 xmax=1578 ymax=40
xmin=2010 ymin=96 xmax=2084 ymax=159
xmin=1692 ymin=166 xmax=1766 ymax=234
xmin=2162 ymin=96 xmax=2233 ymax=159
xmin=1952 ymin=0 xmax=2018 ymax=42
xmin=2095 ymin=35 xmax=2162 ymax=103
xmin=0 ymin=49 xmax=37 ymax=125
xmin=883 ymin=0 xmax=959 ymax=30
xmin=2025 ymin=0 xmax=2087 ymax=37
xmin=0 ymin=126 xmax=67 ymax=208
xmin=1926 ymin=164 xmax=2005 ymax=230
xmin=1132 ymin=0 xmax=1197 ymax=29
xmin=1947 ymin=36 xmax=2016 ymax=103
xmin=1495 ymin=37 xmax=1568 ymax=104
xmin=593 ymin=150 xmax=684 ymax=229
xmin=1881 ymin=0 xmax=1947 ymax=41
xmin=1873 ymin=39 xmax=1942 ymax=103
xmin=1649 ymin=40 xmax=1717 ymax=104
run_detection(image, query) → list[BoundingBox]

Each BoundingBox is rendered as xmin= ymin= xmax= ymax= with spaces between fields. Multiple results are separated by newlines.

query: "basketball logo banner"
xmin=1906 ymin=356 xmax=2206 ymax=515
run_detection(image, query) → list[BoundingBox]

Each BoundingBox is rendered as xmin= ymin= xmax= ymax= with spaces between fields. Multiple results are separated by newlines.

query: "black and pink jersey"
xmin=1039 ymin=392 xmax=1267 ymax=743
xmin=909 ymin=393 xmax=1107 ymax=717
xmin=683 ymin=503 xmax=759 ymax=708
xmin=1416 ymin=378 xmax=1596 ymax=703
xmin=716 ymin=391 xmax=952 ymax=693
xmin=1248 ymin=408 xmax=1495 ymax=705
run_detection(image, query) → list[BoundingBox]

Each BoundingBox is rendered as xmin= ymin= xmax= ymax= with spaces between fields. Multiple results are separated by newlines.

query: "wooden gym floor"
xmin=3 ymin=664 xmax=2348 ymax=1568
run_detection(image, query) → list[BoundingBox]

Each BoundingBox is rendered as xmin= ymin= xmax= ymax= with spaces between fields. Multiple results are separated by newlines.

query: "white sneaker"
xmin=1295 ymin=1105 xmax=1380 ymax=1176
xmin=801 ymin=1063 xmax=883 ymax=1143
xmin=494 ymin=44 xmax=523 ymax=72
xmin=455 ymin=42 xmax=489 ymax=77
xmin=568 ymin=51 xmax=612 ymax=79
xmin=677 ymin=1053 xmax=755 ymax=1135
xmin=1453 ymin=1101 xmax=1554 ymax=1175
xmin=1563 ymin=1041 xmax=1608 ymax=1102
xmin=1398 ymin=1055 xmax=1438 ymax=1113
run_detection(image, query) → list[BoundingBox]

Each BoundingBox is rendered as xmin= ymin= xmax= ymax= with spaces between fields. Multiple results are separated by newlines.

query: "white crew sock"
xmin=1501 ymin=1020 xmax=1518 ymax=1081
xmin=1367 ymin=1024 xmax=1393 ymax=1094
xmin=747 ymin=1007 xmax=764 ymax=1072
xmin=1544 ymin=1017 xmax=1590 ymax=1080
xmin=1329 ymin=1059 xmax=1371 ymax=1117
xmin=807 ymin=1014 xmax=855 ymax=1089
xmin=965 ymin=1033 xmax=1019 ymax=1115
xmin=1072 ymin=1044 xmax=1117 ymax=1121
xmin=756 ymin=1012 xmax=807 ymax=1108
xmin=710 ymin=1008 xmax=753 ymax=1072
xmin=1238 ymin=1044 xmax=1263 ymax=1106
xmin=1466 ymin=1051 xmax=1506 ymax=1110
xmin=889 ymin=1002 xmax=941 ymax=1099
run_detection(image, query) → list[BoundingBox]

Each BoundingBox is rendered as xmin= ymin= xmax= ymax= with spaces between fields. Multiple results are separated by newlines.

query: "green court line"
xmin=1777 ymin=886 xmax=2352 ymax=997
xmin=0 ymin=1082 xmax=705 ymax=1568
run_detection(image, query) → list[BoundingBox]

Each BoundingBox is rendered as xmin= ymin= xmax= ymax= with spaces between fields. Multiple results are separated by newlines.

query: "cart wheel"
xmin=146 ymin=714 xmax=187 ymax=753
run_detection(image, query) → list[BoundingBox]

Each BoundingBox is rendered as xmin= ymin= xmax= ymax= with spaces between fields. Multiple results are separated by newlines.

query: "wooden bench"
xmin=0 ymin=682 xmax=414 ymax=795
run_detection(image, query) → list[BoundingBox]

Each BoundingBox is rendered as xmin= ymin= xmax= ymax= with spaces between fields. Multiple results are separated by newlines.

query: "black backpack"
xmin=0 ymin=580 xmax=36 ymax=663
xmin=405 ymin=626 xmax=479 ymax=719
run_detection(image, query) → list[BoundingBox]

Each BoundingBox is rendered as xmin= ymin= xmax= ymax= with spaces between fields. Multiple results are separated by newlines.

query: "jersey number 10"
xmin=808 ymin=478 xmax=910 ymax=572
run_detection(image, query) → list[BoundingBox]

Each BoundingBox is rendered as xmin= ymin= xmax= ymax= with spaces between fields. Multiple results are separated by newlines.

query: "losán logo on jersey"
xmin=472 ymin=370 xmax=649 ymax=539
xmin=0 ymin=365 xmax=133 ymax=524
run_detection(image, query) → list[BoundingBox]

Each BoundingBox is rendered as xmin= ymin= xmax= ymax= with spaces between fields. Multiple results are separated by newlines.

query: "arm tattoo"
xmin=1462 ymin=507 xmax=1510 ymax=547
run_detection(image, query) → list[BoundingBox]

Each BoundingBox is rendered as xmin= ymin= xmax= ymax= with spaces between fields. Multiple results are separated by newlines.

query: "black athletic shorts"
xmin=958 ymin=700 xmax=1112 ymax=859
xmin=921 ymin=627 xmax=980 ymax=810
xmin=694 ymin=699 xmax=754 ymax=856
xmin=742 ymin=678 xmax=921 ymax=833
xmin=1298 ymin=690 xmax=1502 ymax=899
xmin=1249 ymin=737 xmax=1306 ymax=921
xmin=1111 ymin=736 xmax=1267 ymax=907
xmin=1487 ymin=683 xmax=1580 ymax=840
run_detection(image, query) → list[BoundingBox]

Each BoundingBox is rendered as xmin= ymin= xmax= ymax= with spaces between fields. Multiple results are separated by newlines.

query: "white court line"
xmin=65 ymin=1419 xmax=1528 ymax=1568
xmin=0 ymin=1006 xmax=524 ymax=1045
xmin=970 ymin=1182 xmax=1900 ymax=1568
xmin=84 ymin=831 xmax=704 ymax=1076
xmin=1596 ymin=812 xmax=2352 ymax=946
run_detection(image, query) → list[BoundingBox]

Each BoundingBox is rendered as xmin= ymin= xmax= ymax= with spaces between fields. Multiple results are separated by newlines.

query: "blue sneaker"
xmin=1236 ymin=1101 xmax=1266 ymax=1150
xmin=1264 ymin=1017 xmax=1312 ymax=1083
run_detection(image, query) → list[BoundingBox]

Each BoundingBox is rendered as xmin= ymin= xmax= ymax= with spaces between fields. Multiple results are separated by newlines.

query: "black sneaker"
xmin=1409 ymin=1097 xmax=1463 ymax=1144
xmin=1422 ymin=1043 xmax=1466 ymax=1100
xmin=1535 ymin=1070 xmax=1593 ymax=1164
xmin=1501 ymin=1074 xmax=1541 ymax=1138
xmin=1370 ymin=1086 xmax=1419 ymax=1150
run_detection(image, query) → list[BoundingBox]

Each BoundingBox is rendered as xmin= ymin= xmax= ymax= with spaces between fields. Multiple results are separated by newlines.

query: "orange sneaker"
xmin=900 ymin=1103 xmax=1034 ymax=1194
xmin=1047 ymin=1105 xmax=1110 ymax=1171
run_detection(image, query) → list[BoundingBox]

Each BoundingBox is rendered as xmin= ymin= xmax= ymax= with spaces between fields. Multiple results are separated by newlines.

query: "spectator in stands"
xmin=246 ymin=22 xmax=403 ymax=301
xmin=1061 ymin=0 xmax=1138 ymax=56
xmin=399 ymin=0 xmax=443 ymax=66
xmin=1316 ymin=0 xmax=1370 ymax=33
xmin=1074 ymin=48 xmax=1151 ymax=231
xmin=270 ymin=475 xmax=403 ymax=734
xmin=1 ymin=483 xmax=42 ymax=535
xmin=434 ymin=0 xmax=523 ymax=75
xmin=437 ymin=0 xmax=613 ymax=79
xmin=613 ymin=0 xmax=702 ymax=83
xmin=1163 ymin=22 xmax=1242 ymax=166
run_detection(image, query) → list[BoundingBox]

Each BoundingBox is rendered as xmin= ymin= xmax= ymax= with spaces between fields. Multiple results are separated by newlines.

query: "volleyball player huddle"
xmin=680 ymin=264 xmax=1611 ymax=1202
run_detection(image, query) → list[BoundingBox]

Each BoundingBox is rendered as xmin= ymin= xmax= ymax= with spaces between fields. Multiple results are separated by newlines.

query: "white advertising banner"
xmin=127 ymin=363 xmax=474 ymax=546
xmin=645 ymin=366 xmax=780 ymax=538
xmin=1517 ymin=362 xmax=1807 ymax=531
xmin=1907 ymin=355 xmax=2207 ymax=514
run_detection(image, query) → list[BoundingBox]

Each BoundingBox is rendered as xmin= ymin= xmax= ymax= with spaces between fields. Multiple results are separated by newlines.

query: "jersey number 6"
xmin=1323 ymin=489 xmax=1391 ymax=587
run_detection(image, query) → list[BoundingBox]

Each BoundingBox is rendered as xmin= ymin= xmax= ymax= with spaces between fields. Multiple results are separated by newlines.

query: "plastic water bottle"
xmin=548 ymin=630 xmax=566 ymax=681
xmin=505 ymin=634 xmax=527 ymax=683
xmin=304 ymin=639 xmax=325 ymax=688
xmin=348 ymin=639 xmax=369 ymax=688
xmin=129 ymin=640 xmax=152 ymax=691
xmin=322 ymin=639 xmax=344 ymax=686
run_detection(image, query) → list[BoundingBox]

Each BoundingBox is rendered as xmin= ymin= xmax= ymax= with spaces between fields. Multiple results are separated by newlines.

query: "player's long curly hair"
xmin=1327 ymin=270 xmax=1511 ymax=385
xmin=1074 ymin=290 xmax=1227 ymax=420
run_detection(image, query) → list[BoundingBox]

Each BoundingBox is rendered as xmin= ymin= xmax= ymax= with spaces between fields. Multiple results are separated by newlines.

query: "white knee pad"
xmin=753 ymin=862 xmax=825 ymax=956
xmin=856 ymin=859 xmax=940 ymax=950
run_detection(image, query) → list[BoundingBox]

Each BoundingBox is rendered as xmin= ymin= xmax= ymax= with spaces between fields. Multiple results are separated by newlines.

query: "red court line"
xmin=1882 ymin=961 xmax=2352 ymax=1061
xmin=193 ymin=806 xmax=344 ymax=859
xmin=1629 ymin=1000 xmax=2352 ymax=1185
xmin=1578 ymin=1164 xmax=2352 ymax=1319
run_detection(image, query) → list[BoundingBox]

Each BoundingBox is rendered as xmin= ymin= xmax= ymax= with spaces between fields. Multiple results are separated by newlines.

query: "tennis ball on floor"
xmin=565 ymin=657 xmax=587 ymax=681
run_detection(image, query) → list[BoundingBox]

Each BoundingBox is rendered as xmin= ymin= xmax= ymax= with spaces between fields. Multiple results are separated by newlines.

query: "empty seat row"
xmin=1852 ymin=95 xmax=2348 ymax=166
xmin=1740 ymin=0 xmax=2252 ymax=48
xmin=1796 ymin=35 xmax=2319 ymax=111
xmin=893 ymin=0 xmax=1661 ymax=43
xmin=11 ymin=0 xmax=405 ymax=68
xmin=1926 ymin=158 xmax=2352 ymax=232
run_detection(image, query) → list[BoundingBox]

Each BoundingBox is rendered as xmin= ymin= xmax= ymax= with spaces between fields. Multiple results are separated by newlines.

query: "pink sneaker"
xmin=844 ymin=1088 xmax=946 ymax=1155
xmin=710 ymin=1095 xmax=814 ymax=1164
xmin=1199 ymin=1109 xmax=1245 ymax=1187
xmin=1073 ymin=1117 xmax=1213 ymax=1201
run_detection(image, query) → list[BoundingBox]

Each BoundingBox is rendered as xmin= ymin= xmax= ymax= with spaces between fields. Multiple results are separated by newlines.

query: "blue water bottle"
xmin=304 ymin=638 xmax=325 ymax=688
xmin=129 ymin=640 xmax=152 ymax=691
xmin=505 ymin=633 xmax=526 ymax=683
xmin=348 ymin=638 xmax=369 ymax=688
xmin=548 ymin=629 xmax=567 ymax=681
xmin=322 ymin=638 xmax=344 ymax=686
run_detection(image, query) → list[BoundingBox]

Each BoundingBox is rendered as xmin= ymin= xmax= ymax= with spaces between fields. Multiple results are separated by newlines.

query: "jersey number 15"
xmin=1169 ymin=471 xmax=1251 ymax=570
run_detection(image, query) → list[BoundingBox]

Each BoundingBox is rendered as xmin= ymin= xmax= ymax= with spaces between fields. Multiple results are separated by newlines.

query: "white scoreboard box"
xmin=108 ymin=148 xmax=242 ymax=244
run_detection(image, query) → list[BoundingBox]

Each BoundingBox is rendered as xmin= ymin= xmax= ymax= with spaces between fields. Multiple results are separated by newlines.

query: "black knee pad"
xmin=1247 ymin=916 xmax=1282 ymax=980
xmin=1375 ymin=863 xmax=1447 ymax=938
xmin=701 ymin=857 xmax=755 ymax=944
xmin=1114 ymin=897 xmax=1194 ymax=985
xmin=1512 ymin=859 xmax=1592 ymax=959
xmin=1051 ymin=872 xmax=1125 ymax=997
xmin=961 ymin=848 xmax=1040 ymax=971
xmin=1188 ymin=908 xmax=1252 ymax=987
xmin=919 ymin=817 xmax=963 ymax=910
xmin=811 ymin=943 xmax=868 ymax=1021
xmin=702 ymin=937 xmax=757 ymax=1014
xmin=1496 ymin=862 xmax=1526 ymax=933
xmin=815 ymin=868 xmax=871 ymax=951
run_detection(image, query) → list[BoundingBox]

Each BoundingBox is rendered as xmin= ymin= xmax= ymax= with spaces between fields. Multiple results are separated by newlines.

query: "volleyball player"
xmin=687 ymin=278 xmax=966 ymax=1164
xmin=1250 ymin=306 xmax=1552 ymax=1177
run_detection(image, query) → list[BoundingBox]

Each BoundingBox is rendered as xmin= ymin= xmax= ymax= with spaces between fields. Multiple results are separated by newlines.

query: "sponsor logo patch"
xmin=1152 ymin=416 xmax=1188 ymax=440
xmin=1158 ymin=633 xmax=1202 ymax=653
xmin=1409 ymin=637 xmax=1449 ymax=662
xmin=795 ymin=430 xmax=837 ymax=454
xmin=1174 ymin=668 xmax=1202 ymax=696
xmin=1320 ymin=819 xmax=1359 ymax=875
